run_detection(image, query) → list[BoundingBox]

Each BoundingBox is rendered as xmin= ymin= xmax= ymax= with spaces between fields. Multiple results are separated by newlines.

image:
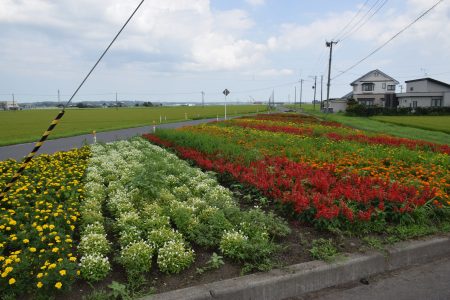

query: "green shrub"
xmin=157 ymin=240 xmax=195 ymax=274
xmin=189 ymin=208 xmax=233 ymax=247
xmin=79 ymin=254 xmax=111 ymax=282
xmin=119 ymin=241 xmax=154 ymax=277
xmin=148 ymin=228 xmax=184 ymax=249
xmin=78 ymin=233 xmax=110 ymax=256
xmin=219 ymin=229 xmax=249 ymax=261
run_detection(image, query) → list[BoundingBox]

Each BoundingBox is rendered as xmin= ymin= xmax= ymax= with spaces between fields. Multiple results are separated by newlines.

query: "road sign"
xmin=223 ymin=89 xmax=230 ymax=96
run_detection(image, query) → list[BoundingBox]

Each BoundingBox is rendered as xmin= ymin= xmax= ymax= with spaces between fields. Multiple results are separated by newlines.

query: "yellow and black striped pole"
xmin=0 ymin=110 xmax=65 ymax=199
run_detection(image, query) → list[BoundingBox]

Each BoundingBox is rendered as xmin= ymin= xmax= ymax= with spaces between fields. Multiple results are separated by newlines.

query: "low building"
xmin=350 ymin=69 xmax=399 ymax=108
xmin=397 ymin=78 xmax=450 ymax=108
xmin=0 ymin=101 xmax=20 ymax=110
xmin=322 ymin=98 xmax=348 ymax=113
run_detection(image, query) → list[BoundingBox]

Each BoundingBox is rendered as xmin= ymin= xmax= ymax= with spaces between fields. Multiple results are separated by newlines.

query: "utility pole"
xmin=201 ymin=91 xmax=205 ymax=108
xmin=326 ymin=40 xmax=338 ymax=105
xmin=320 ymin=75 xmax=323 ymax=110
xmin=12 ymin=93 xmax=15 ymax=108
xmin=58 ymin=89 xmax=61 ymax=104
xmin=115 ymin=92 xmax=118 ymax=110
xmin=310 ymin=76 xmax=317 ymax=110
xmin=299 ymin=79 xmax=303 ymax=108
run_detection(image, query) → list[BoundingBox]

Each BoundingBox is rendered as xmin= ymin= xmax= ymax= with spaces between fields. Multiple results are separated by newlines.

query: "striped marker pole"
xmin=0 ymin=110 xmax=65 ymax=200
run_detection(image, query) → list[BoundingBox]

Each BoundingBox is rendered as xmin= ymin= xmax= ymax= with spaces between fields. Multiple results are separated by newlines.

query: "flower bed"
xmin=0 ymin=148 xmax=89 ymax=299
xmin=144 ymin=113 xmax=450 ymax=230
xmin=79 ymin=139 xmax=289 ymax=283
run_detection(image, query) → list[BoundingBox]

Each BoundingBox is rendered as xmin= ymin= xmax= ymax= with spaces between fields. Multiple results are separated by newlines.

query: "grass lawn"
xmin=0 ymin=105 xmax=266 ymax=146
xmin=286 ymin=105 xmax=450 ymax=145
xmin=371 ymin=115 xmax=450 ymax=134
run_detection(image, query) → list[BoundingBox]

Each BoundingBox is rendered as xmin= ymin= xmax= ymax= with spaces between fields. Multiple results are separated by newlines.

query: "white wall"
xmin=328 ymin=101 xmax=347 ymax=112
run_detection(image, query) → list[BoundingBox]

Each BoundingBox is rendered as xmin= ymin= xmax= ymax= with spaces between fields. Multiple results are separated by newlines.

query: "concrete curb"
xmin=144 ymin=235 xmax=450 ymax=300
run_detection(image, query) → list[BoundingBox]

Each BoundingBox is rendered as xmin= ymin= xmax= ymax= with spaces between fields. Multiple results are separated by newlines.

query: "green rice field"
xmin=0 ymin=105 xmax=266 ymax=146
xmin=371 ymin=115 xmax=450 ymax=134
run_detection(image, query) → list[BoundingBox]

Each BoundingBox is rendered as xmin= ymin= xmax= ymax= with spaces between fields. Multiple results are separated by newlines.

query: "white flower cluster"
xmin=81 ymin=138 xmax=284 ymax=277
xmin=79 ymin=144 xmax=111 ymax=282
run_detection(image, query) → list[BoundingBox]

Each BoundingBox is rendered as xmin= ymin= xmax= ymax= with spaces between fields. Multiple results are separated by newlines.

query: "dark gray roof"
xmin=405 ymin=77 xmax=450 ymax=88
xmin=350 ymin=69 xmax=399 ymax=85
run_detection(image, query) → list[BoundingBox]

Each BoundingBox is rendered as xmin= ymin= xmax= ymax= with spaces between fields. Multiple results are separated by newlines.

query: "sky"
xmin=0 ymin=0 xmax=449 ymax=104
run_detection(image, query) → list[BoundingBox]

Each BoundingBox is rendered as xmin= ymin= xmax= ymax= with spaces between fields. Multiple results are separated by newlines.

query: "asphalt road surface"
xmin=292 ymin=255 xmax=450 ymax=300
xmin=0 ymin=117 xmax=222 ymax=161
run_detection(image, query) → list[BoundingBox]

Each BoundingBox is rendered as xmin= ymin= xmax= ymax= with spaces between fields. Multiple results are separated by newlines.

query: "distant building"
xmin=0 ymin=101 xmax=20 ymax=110
xmin=322 ymin=98 xmax=348 ymax=113
xmin=350 ymin=69 xmax=399 ymax=108
xmin=396 ymin=78 xmax=450 ymax=108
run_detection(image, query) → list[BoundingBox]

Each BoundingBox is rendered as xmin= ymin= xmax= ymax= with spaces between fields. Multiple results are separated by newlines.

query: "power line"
xmin=339 ymin=0 xmax=389 ymax=42
xmin=332 ymin=0 xmax=444 ymax=80
xmin=63 ymin=0 xmax=145 ymax=109
xmin=332 ymin=0 xmax=370 ymax=41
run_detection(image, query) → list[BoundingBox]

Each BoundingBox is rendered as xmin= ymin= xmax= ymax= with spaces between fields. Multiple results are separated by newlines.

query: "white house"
xmin=0 ymin=101 xmax=20 ymax=110
xmin=350 ymin=69 xmax=399 ymax=108
xmin=397 ymin=78 xmax=450 ymax=108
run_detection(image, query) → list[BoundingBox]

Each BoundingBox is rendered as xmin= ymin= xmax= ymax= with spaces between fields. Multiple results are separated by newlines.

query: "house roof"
xmin=350 ymin=69 xmax=399 ymax=85
xmin=341 ymin=91 xmax=353 ymax=99
xmin=405 ymin=77 xmax=450 ymax=88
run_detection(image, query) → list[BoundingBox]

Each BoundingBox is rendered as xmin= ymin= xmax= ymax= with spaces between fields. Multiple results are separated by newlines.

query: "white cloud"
xmin=245 ymin=0 xmax=265 ymax=6
xmin=0 ymin=0 xmax=265 ymax=75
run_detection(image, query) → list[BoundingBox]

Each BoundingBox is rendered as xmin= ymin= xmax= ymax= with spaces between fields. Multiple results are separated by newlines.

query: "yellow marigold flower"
xmin=69 ymin=256 xmax=77 ymax=262
xmin=52 ymin=247 xmax=59 ymax=253
xmin=1 ymin=272 xmax=7 ymax=278
xmin=23 ymin=239 xmax=29 ymax=244
xmin=55 ymin=282 xmax=62 ymax=289
xmin=5 ymin=267 xmax=13 ymax=273
xmin=29 ymin=247 xmax=37 ymax=252
xmin=37 ymin=272 xmax=44 ymax=278
xmin=9 ymin=278 xmax=15 ymax=285
xmin=37 ymin=281 xmax=43 ymax=288
xmin=48 ymin=263 xmax=56 ymax=270
xmin=59 ymin=270 xmax=66 ymax=276
xmin=76 ymin=270 xmax=80 ymax=276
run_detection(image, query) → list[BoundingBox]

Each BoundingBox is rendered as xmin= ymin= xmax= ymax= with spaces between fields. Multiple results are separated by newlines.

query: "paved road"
xmin=0 ymin=117 xmax=223 ymax=161
xmin=292 ymin=255 xmax=450 ymax=300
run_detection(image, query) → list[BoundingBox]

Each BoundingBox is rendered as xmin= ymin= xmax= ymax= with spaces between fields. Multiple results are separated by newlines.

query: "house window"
xmin=387 ymin=85 xmax=395 ymax=91
xmin=382 ymin=83 xmax=386 ymax=89
xmin=358 ymin=98 xmax=375 ymax=106
xmin=431 ymin=97 xmax=442 ymax=107
xmin=412 ymin=101 xmax=418 ymax=108
xmin=361 ymin=83 xmax=374 ymax=91
xmin=410 ymin=86 xmax=414 ymax=91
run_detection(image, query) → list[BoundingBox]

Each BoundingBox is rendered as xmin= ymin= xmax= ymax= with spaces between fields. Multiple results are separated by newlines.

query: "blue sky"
xmin=0 ymin=0 xmax=449 ymax=104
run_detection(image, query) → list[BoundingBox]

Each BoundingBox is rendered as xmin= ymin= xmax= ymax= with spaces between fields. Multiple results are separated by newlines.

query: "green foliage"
xmin=147 ymin=228 xmax=184 ymax=250
xmin=119 ymin=241 xmax=154 ymax=278
xmin=108 ymin=281 xmax=132 ymax=300
xmin=362 ymin=236 xmax=384 ymax=252
xmin=78 ymin=233 xmax=110 ymax=256
xmin=157 ymin=240 xmax=195 ymax=274
xmin=79 ymin=254 xmax=111 ymax=282
xmin=189 ymin=209 xmax=233 ymax=247
xmin=196 ymin=252 xmax=225 ymax=274
xmin=309 ymin=238 xmax=339 ymax=262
